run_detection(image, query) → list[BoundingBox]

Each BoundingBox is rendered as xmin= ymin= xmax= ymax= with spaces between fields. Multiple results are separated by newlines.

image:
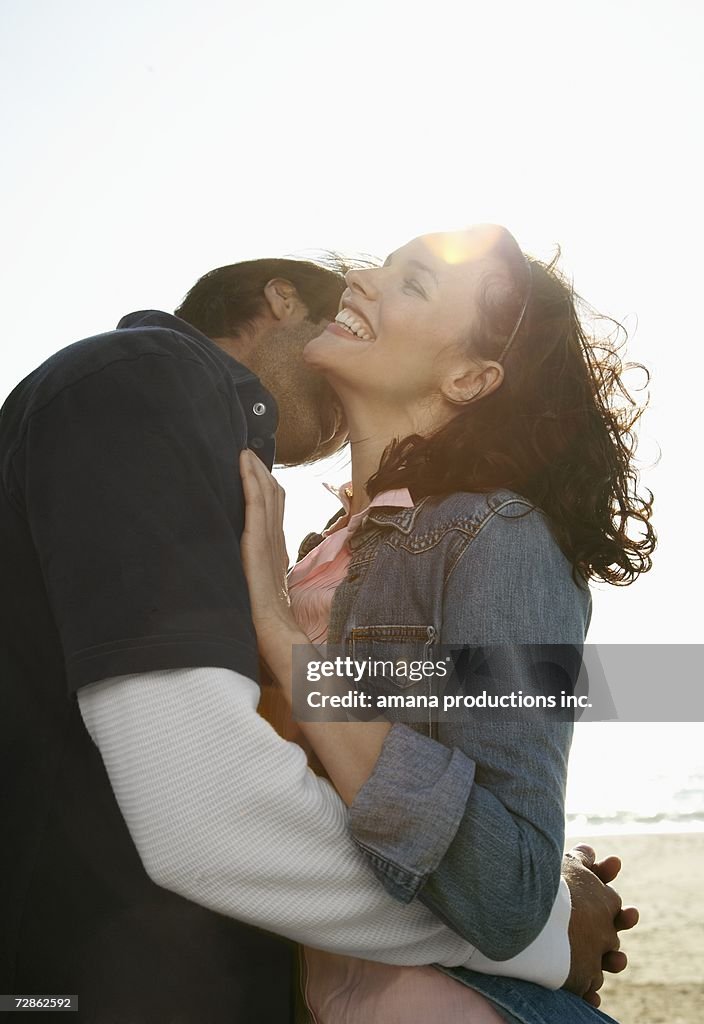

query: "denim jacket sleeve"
xmin=348 ymin=497 xmax=591 ymax=960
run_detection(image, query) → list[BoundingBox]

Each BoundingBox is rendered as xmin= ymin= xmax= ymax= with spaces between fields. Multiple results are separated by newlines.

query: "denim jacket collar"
xmin=348 ymin=498 xmax=430 ymax=551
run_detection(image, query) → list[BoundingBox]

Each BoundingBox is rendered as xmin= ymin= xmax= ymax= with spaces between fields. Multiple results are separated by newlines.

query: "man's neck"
xmin=210 ymin=334 xmax=253 ymax=368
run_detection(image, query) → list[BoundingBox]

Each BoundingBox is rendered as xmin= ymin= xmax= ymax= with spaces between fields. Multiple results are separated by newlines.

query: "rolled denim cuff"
xmin=348 ymin=723 xmax=476 ymax=902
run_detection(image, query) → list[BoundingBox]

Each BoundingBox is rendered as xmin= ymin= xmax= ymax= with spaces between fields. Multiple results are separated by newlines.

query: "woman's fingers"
xmin=238 ymin=449 xmax=293 ymax=645
xmin=602 ymin=949 xmax=628 ymax=974
xmin=240 ymin=450 xmax=283 ymax=521
xmin=615 ymin=905 xmax=639 ymax=931
xmin=239 ymin=449 xmax=289 ymax=579
xmin=603 ymin=883 xmax=623 ymax=919
xmin=241 ymin=448 xmax=276 ymax=502
xmin=583 ymin=981 xmax=603 ymax=1007
xmin=239 ymin=452 xmax=260 ymax=532
xmin=591 ymin=855 xmax=621 ymax=885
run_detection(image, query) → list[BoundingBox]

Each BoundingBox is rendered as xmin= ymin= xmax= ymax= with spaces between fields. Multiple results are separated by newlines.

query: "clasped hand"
xmin=562 ymin=844 xmax=639 ymax=1007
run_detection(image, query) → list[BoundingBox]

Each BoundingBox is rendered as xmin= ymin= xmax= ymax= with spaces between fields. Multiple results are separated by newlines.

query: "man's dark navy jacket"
xmin=0 ymin=312 xmax=296 ymax=1022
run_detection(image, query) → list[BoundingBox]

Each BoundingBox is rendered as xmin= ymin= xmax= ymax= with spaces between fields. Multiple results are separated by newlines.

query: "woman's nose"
xmin=345 ymin=266 xmax=379 ymax=299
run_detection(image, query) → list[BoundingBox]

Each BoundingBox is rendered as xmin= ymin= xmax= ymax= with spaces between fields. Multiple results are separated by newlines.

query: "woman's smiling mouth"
xmin=331 ymin=307 xmax=375 ymax=341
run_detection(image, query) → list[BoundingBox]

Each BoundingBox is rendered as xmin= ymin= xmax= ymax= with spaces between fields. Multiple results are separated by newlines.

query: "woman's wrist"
xmin=255 ymin=613 xmax=300 ymax=648
xmin=255 ymin=616 xmax=306 ymax=696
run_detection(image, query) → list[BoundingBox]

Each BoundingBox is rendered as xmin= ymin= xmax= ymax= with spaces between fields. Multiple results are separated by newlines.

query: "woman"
xmin=239 ymin=224 xmax=653 ymax=1023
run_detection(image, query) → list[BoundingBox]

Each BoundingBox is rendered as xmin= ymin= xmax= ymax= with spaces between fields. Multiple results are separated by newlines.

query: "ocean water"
xmin=565 ymin=722 xmax=704 ymax=835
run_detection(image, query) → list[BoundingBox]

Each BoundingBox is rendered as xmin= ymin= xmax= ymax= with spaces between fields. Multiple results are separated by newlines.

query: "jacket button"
xmin=250 ymin=437 xmax=264 ymax=449
xmin=253 ymin=402 xmax=267 ymax=416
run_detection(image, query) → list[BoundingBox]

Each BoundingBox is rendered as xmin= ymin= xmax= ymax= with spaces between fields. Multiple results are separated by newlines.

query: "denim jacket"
xmin=309 ymin=490 xmax=591 ymax=962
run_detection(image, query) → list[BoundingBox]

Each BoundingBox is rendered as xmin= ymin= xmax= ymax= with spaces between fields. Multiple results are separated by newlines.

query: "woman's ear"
xmin=263 ymin=278 xmax=308 ymax=322
xmin=443 ymin=361 xmax=504 ymax=406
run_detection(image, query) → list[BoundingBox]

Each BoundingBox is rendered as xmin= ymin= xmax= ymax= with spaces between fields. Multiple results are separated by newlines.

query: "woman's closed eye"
xmin=403 ymin=278 xmax=427 ymax=299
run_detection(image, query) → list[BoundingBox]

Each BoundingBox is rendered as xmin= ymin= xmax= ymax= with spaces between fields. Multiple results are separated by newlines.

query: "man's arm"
xmin=78 ymin=666 xmax=635 ymax=995
xmin=77 ymin=666 xmax=479 ymax=966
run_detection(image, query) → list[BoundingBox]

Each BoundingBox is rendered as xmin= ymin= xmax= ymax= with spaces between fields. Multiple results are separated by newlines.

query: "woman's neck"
xmin=347 ymin=436 xmax=395 ymax=517
xmin=341 ymin=396 xmax=427 ymax=517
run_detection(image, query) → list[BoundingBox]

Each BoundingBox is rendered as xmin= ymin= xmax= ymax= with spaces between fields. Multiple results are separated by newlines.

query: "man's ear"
xmin=263 ymin=278 xmax=308 ymax=323
xmin=443 ymin=360 xmax=504 ymax=406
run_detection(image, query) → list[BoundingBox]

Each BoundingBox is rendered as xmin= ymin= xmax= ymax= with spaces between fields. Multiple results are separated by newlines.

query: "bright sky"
xmin=2 ymin=0 xmax=702 ymax=821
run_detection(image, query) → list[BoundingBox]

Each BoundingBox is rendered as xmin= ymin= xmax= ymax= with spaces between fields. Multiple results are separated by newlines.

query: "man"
xmin=0 ymin=255 xmax=633 ymax=1022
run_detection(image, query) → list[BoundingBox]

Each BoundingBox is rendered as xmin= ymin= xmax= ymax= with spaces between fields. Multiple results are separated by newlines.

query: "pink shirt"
xmin=288 ymin=484 xmax=503 ymax=1024
xmin=288 ymin=482 xmax=414 ymax=645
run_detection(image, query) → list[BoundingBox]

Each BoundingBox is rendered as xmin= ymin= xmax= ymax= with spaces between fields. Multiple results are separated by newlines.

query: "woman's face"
xmin=303 ymin=225 xmax=508 ymax=410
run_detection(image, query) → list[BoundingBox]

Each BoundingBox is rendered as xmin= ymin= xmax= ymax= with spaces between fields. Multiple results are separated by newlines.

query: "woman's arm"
xmin=348 ymin=499 xmax=589 ymax=958
xmin=239 ymin=448 xmax=397 ymax=804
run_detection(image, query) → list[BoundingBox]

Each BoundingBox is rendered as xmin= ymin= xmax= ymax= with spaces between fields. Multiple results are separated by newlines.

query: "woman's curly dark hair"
xmin=366 ymin=234 xmax=655 ymax=585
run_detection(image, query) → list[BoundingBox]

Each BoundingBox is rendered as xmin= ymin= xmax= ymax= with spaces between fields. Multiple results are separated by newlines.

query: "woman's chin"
xmin=302 ymin=324 xmax=341 ymax=369
xmin=303 ymin=323 xmax=371 ymax=372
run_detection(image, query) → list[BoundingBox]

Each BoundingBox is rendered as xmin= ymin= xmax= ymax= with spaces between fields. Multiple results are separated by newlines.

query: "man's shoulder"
xmin=2 ymin=312 xmax=236 ymax=428
xmin=37 ymin=311 xmax=228 ymax=391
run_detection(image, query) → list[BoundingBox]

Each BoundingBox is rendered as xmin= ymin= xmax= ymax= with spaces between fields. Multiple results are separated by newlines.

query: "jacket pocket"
xmin=349 ymin=625 xmax=440 ymax=732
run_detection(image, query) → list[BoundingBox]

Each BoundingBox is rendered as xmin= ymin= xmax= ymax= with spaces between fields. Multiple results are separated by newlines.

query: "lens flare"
xmin=424 ymin=224 xmax=504 ymax=265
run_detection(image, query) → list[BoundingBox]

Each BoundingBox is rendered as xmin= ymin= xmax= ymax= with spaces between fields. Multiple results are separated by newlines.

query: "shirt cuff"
xmin=348 ymin=723 xmax=476 ymax=902
xmin=464 ymin=876 xmax=572 ymax=988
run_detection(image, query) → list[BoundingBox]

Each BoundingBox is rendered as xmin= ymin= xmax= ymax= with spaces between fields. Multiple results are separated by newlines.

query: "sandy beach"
xmin=564 ymin=832 xmax=703 ymax=1024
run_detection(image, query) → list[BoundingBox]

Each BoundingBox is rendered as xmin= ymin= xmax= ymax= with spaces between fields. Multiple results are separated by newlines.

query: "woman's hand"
xmin=562 ymin=844 xmax=639 ymax=1007
xmin=239 ymin=449 xmax=297 ymax=649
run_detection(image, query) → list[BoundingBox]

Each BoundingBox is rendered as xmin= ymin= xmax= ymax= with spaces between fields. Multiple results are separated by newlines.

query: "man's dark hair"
xmin=175 ymin=254 xmax=370 ymax=338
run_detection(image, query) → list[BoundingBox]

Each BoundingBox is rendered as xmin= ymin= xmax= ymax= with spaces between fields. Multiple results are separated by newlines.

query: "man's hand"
xmin=562 ymin=844 xmax=639 ymax=1008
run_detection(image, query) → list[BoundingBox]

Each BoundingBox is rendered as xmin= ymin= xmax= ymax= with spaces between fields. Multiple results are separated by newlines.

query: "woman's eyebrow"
xmin=382 ymin=254 xmax=438 ymax=286
xmin=407 ymin=259 xmax=439 ymax=286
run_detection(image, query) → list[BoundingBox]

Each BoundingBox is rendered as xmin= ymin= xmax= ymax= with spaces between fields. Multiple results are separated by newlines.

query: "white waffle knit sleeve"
xmin=77 ymin=666 xmax=570 ymax=984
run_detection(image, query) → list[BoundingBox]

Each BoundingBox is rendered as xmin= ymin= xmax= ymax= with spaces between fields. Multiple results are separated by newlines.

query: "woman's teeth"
xmin=334 ymin=309 xmax=373 ymax=341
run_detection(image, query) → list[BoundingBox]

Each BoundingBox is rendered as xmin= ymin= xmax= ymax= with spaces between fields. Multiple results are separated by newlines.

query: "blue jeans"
xmin=441 ymin=968 xmax=619 ymax=1024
